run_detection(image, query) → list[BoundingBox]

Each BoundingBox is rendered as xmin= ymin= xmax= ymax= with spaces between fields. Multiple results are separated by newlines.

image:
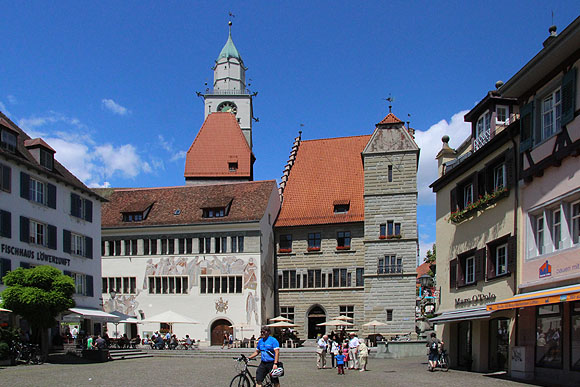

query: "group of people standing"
xmin=316 ymin=332 xmax=369 ymax=374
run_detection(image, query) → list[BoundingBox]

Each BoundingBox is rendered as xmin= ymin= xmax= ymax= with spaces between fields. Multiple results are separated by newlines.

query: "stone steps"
xmin=109 ymin=348 xmax=153 ymax=361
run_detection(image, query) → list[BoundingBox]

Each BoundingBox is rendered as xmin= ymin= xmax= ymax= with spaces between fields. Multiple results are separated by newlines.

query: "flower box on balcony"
xmin=307 ymin=247 xmax=321 ymax=252
xmin=386 ymin=235 xmax=402 ymax=240
xmin=449 ymin=187 xmax=509 ymax=224
xmin=336 ymin=246 xmax=351 ymax=250
xmin=278 ymin=248 xmax=292 ymax=253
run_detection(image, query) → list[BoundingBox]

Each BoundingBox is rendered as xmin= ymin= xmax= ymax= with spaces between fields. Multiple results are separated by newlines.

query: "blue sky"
xmin=1 ymin=1 xmax=579 ymax=262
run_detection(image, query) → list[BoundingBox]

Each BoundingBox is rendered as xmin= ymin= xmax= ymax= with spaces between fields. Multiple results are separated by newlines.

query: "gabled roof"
xmin=24 ymin=138 xmax=56 ymax=153
xmin=0 ymin=111 xmax=105 ymax=201
xmin=97 ymin=180 xmax=277 ymax=228
xmin=275 ymin=135 xmax=370 ymax=227
xmin=184 ymin=112 xmax=253 ymax=179
xmin=377 ymin=112 xmax=403 ymax=125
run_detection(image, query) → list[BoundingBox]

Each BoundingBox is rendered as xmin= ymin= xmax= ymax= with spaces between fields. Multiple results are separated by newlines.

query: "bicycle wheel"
xmin=440 ymin=354 xmax=450 ymax=372
xmin=229 ymin=374 xmax=251 ymax=387
xmin=32 ymin=351 xmax=43 ymax=365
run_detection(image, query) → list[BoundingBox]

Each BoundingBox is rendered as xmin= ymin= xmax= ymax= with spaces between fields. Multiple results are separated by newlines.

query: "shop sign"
xmin=455 ymin=292 xmax=496 ymax=307
xmin=1 ymin=243 xmax=71 ymax=266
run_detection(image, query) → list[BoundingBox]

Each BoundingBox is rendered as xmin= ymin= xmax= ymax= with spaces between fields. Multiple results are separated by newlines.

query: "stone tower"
xmin=203 ymin=22 xmax=254 ymax=149
xmin=362 ymin=112 xmax=419 ymax=333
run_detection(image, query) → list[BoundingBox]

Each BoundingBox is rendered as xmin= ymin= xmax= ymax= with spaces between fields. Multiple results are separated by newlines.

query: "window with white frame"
xmin=573 ymin=201 xmax=580 ymax=245
xmin=476 ymin=111 xmax=491 ymax=138
xmin=552 ymin=209 xmax=562 ymax=250
xmin=29 ymin=220 xmax=46 ymax=246
xmin=541 ymin=88 xmax=561 ymax=141
xmin=535 ymin=215 xmax=545 ymax=255
xmin=29 ymin=178 xmax=45 ymax=205
xmin=496 ymin=105 xmax=508 ymax=124
xmin=495 ymin=244 xmax=507 ymax=276
xmin=280 ymin=306 xmax=295 ymax=322
xmin=71 ymin=272 xmax=86 ymax=295
xmin=494 ymin=163 xmax=506 ymax=191
xmin=0 ymin=129 xmax=17 ymax=153
xmin=72 ymin=233 xmax=85 ymax=256
xmin=464 ymin=184 xmax=473 ymax=207
xmin=339 ymin=305 xmax=354 ymax=319
xmin=465 ymin=256 xmax=475 ymax=284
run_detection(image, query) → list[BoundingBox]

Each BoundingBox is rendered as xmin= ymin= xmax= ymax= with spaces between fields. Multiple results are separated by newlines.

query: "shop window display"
xmin=571 ymin=302 xmax=580 ymax=371
xmin=535 ymin=304 xmax=563 ymax=368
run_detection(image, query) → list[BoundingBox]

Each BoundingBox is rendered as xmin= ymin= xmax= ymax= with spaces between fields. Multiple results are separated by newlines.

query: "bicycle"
xmin=230 ymin=354 xmax=273 ymax=387
xmin=11 ymin=341 xmax=43 ymax=365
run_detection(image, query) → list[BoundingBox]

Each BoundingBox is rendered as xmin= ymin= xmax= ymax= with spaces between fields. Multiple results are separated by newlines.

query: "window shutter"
xmin=63 ymin=230 xmax=71 ymax=254
xmin=47 ymin=225 xmax=57 ymax=250
xmin=86 ymin=275 xmax=94 ymax=297
xmin=477 ymin=171 xmax=486 ymax=197
xmin=505 ymin=149 xmax=515 ymax=188
xmin=519 ymin=102 xmax=534 ymax=152
xmin=0 ymin=258 xmax=11 ymax=284
xmin=449 ymin=259 xmax=457 ymax=289
xmin=486 ymin=246 xmax=496 ymax=280
xmin=20 ymin=172 xmax=30 ymax=199
xmin=20 ymin=262 xmax=30 ymax=269
xmin=70 ymin=193 xmax=79 ymax=217
xmin=508 ymin=235 xmax=517 ymax=273
xmin=561 ymin=67 xmax=577 ymax=126
xmin=47 ymin=183 xmax=57 ymax=209
xmin=473 ymin=172 xmax=480 ymax=200
xmin=63 ymin=270 xmax=72 ymax=277
xmin=450 ymin=188 xmax=458 ymax=213
xmin=475 ymin=248 xmax=485 ymax=282
xmin=2 ymin=164 xmax=10 ymax=192
xmin=84 ymin=199 xmax=93 ymax=222
xmin=20 ymin=216 xmax=29 ymax=243
xmin=86 ymin=237 xmax=93 ymax=259
xmin=0 ymin=210 xmax=11 ymax=238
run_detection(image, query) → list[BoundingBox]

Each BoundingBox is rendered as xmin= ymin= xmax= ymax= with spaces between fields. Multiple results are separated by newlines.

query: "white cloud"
xmin=101 ymin=99 xmax=130 ymax=116
xmin=159 ymin=134 xmax=187 ymax=162
xmin=170 ymin=150 xmax=187 ymax=162
xmin=17 ymin=112 xmax=155 ymax=187
xmin=414 ymin=110 xmax=471 ymax=205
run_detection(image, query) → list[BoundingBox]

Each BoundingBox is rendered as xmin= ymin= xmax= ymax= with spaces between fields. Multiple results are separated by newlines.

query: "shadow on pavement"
xmin=46 ymin=353 xmax=96 ymax=364
xmin=482 ymin=371 xmax=554 ymax=387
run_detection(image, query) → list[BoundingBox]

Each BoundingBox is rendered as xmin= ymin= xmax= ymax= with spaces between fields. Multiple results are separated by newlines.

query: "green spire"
xmin=217 ymin=22 xmax=242 ymax=61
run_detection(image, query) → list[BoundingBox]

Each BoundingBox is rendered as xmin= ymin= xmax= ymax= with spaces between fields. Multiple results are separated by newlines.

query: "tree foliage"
xmin=1 ymin=266 xmax=75 ymax=329
xmin=426 ymin=244 xmax=436 ymax=277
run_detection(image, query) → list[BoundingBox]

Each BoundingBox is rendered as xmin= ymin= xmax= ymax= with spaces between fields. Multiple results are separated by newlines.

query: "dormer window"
xmin=123 ymin=212 xmax=144 ymax=222
xmin=496 ymin=105 xmax=508 ymax=124
xmin=229 ymin=162 xmax=238 ymax=172
xmin=474 ymin=111 xmax=491 ymax=151
xmin=40 ymin=148 xmax=54 ymax=170
xmin=203 ymin=207 xmax=226 ymax=218
xmin=334 ymin=200 xmax=350 ymax=214
xmin=0 ymin=128 xmax=17 ymax=153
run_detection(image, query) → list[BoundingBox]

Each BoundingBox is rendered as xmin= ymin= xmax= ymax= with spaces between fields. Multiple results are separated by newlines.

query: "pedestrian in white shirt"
xmin=316 ymin=334 xmax=328 ymax=369
xmin=348 ymin=332 xmax=360 ymax=369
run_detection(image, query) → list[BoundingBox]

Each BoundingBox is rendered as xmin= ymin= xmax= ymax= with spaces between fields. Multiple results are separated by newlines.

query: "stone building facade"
xmin=275 ymin=113 xmax=419 ymax=338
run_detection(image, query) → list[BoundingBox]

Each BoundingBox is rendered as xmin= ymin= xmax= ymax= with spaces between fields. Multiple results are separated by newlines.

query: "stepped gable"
xmin=184 ymin=112 xmax=254 ymax=179
xmin=98 ymin=180 xmax=276 ymax=228
xmin=275 ymin=135 xmax=371 ymax=227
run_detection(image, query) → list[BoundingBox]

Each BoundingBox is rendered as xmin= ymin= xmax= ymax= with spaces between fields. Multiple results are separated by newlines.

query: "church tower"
xmin=203 ymin=21 xmax=254 ymax=149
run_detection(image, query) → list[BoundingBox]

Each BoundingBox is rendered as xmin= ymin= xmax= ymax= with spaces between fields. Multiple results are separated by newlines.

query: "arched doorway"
xmin=307 ymin=305 xmax=326 ymax=339
xmin=211 ymin=319 xmax=232 ymax=346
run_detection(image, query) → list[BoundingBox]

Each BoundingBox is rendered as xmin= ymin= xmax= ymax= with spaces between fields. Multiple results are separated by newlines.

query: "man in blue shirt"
xmin=248 ymin=326 xmax=280 ymax=387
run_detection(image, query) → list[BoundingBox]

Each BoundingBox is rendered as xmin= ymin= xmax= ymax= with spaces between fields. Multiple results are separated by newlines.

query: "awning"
xmin=429 ymin=307 xmax=491 ymax=323
xmin=63 ymin=307 xmax=120 ymax=321
xmin=487 ymin=284 xmax=580 ymax=311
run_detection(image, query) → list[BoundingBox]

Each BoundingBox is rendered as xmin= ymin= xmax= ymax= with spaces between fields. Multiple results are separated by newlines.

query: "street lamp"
xmin=419 ymin=274 xmax=433 ymax=289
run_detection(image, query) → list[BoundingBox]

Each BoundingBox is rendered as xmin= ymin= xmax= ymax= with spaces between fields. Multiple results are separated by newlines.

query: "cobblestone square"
xmin=0 ymin=356 xmax=540 ymax=387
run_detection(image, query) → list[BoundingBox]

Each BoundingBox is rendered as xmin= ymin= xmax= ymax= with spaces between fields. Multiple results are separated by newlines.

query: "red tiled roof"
xmin=97 ymin=180 xmax=277 ymax=228
xmin=377 ymin=113 xmax=402 ymax=125
xmin=416 ymin=261 xmax=432 ymax=279
xmin=24 ymin=138 xmax=56 ymax=152
xmin=184 ymin=112 xmax=253 ymax=178
xmin=275 ymin=135 xmax=371 ymax=227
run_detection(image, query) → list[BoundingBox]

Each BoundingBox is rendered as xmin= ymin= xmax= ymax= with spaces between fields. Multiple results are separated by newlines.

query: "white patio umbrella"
xmin=0 ymin=307 xmax=12 ymax=313
xmin=335 ymin=315 xmax=354 ymax=321
xmin=363 ymin=320 xmax=388 ymax=334
xmin=266 ymin=321 xmax=298 ymax=328
xmin=143 ymin=310 xmax=200 ymax=333
xmin=230 ymin=322 xmax=254 ymax=340
xmin=317 ymin=319 xmax=354 ymax=327
xmin=269 ymin=316 xmax=292 ymax=322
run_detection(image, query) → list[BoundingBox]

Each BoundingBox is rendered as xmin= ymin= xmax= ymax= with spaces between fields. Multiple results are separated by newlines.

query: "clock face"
xmin=218 ymin=101 xmax=237 ymax=115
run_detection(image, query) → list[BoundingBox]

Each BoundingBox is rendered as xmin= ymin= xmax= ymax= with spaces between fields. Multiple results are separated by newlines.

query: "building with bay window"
xmin=0 ymin=111 xmax=106 ymax=335
xmin=275 ymin=112 xmax=419 ymax=339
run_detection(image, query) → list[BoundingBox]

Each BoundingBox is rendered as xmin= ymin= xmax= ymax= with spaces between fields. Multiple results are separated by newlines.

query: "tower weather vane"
xmin=383 ymin=94 xmax=395 ymax=113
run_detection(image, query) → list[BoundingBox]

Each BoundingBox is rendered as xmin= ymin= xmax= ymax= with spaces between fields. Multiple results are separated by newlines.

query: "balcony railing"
xmin=203 ymin=88 xmax=252 ymax=96
xmin=473 ymin=127 xmax=491 ymax=152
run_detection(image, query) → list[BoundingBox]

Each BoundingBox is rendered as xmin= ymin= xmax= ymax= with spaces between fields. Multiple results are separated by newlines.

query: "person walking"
xmin=358 ymin=340 xmax=369 ymax=371
xmin=330 ymin=339 xmax=340 ymax=368
xmin=426 ymin=332 xmax=443 ymax=371
xmin=248 ymin=326 xmax=281 ymax=387
xmin=316 ymin=334 xmax=328 ymax=369
xmin=348 ymin=332 xmax=360 ymax=369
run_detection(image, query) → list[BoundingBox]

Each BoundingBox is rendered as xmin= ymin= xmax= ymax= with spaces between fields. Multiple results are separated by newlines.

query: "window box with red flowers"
xmin=449 ymin=187 xmax=509 ymax=224
xmin=278 ymin=248 xmax=292 ymax=253
xmin=379 ymin=235 xmax=387 ymax=239
xmin=336 ymin=245 xmax=351 ymax=251
xmin=307 ymin=247 xmax=321 ymax=252
xmin=386 ymin=234 xmax=402 ymax=239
